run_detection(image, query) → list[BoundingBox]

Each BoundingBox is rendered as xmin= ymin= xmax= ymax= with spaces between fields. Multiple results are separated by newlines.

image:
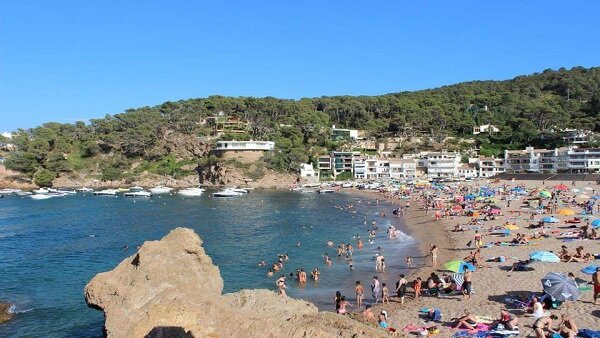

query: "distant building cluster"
xmin=308 ymin=145 xmax=600 ymax=181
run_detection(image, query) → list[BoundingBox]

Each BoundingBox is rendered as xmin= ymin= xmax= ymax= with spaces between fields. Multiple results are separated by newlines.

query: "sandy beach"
xmin=348 ymin=179 xmax=600 ymax=338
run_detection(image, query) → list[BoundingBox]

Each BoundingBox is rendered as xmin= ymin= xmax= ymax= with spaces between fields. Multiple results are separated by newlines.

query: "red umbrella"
xmin=554 ymin=184 xmax=568 ymax=191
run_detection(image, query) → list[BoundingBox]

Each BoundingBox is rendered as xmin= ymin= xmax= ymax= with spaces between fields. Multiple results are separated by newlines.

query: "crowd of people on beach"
xmin=260 ymin=180 xmax=600 ymax=337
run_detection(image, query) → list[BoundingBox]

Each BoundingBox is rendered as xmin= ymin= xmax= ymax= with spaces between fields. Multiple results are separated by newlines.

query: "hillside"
xmin=3 ymin=66 xmax=600 ymax=186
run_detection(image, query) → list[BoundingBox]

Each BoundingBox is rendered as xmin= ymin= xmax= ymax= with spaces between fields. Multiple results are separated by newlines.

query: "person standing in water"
xmin=371 ymin=276 xmax=381 ymax=303
xmin=276 ymin=276 xmax=287 ymax=296
xmin=355 ymin=281 xmax=364 ymax=308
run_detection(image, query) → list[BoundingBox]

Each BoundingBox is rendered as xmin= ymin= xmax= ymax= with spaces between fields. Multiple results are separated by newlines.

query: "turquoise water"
xmin=0 ymin=191 xmax=418 ymax=337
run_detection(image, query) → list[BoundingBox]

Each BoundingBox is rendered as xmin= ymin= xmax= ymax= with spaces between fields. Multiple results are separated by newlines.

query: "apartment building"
xmin=477 ymin=157 xmax=505 ymax=178
xmin=389 ymin=159 xmax=417 ymax=179
xmin=422 ymin=152 xmax=461 ymax=179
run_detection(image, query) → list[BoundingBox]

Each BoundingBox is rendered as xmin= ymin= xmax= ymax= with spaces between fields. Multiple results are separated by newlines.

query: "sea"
xmin=0 ymin=190 xmax=419 ymax=337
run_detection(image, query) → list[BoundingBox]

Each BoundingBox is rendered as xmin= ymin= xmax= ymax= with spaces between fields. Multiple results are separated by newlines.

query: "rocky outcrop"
xmin=0 ymin=301 xmax=14 ymax=324
xmin=85 ymin=228 xmax=391 ymax=338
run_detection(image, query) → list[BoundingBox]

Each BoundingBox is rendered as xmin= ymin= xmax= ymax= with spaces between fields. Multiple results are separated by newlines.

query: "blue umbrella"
xmin=541 ymin=272 xmax=580 ymax=301
xmin=542 ymin=217 xmax=560 ymax=223
xmin=591 ymin=219 xmax=600 ymax=228
xmin=465 ymin=194 xmax=476 ymax=200
xmin=581 ymin=265 xmax=600 ymax=275
xmin=530 ymin=251 xmax=560 ymax=263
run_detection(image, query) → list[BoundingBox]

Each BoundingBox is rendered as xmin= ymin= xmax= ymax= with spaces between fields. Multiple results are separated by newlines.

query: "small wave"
xmin=0 ymin=232 xmax=16 ymax=239
xmin=8 ymin=304 xmax=35 ymax=314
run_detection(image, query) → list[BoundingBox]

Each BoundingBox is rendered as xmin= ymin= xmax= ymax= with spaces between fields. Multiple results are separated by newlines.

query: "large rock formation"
xmin=85 ymin=228 xmax=391 ymax=338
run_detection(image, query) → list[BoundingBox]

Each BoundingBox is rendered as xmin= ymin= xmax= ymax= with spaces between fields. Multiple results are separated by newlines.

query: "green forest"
xmin=3 ymin=66 xmax=600 ymax=186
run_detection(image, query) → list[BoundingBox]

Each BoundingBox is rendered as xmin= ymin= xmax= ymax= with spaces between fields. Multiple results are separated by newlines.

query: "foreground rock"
xmin=85 ymin=228 xmax=390 ymax=338
xmin=0 ymin=301 xmax=13 ymax=324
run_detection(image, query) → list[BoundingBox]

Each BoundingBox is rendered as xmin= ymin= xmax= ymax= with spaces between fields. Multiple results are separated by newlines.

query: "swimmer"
xmin=327 ymin=240 xmax=335 ymax=247
xmin=122 ymin=245 xmax=128 ymax=252
xmin=296 ymin=241 xmax=301 ymax=247
xmin=267 ymin=269 xmax=274 ymax=277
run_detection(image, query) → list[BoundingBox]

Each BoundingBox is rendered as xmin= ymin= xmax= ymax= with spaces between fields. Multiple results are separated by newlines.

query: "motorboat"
xmin=32 ymin=188 xmax=57 ymax=194
xmin=178 ymin=187 xmax=205 ymax=197
xmin=317 ymin=189 xmax=335 ymax=194
xmin=0 ymin=188 xmax=21 ymax=195
xmin=230 ymin=187 xmax=249 ymax=194
xmin=149 ymin=186 xmax=173 ymax=194
xmin=117 ymin=188 xmax=130 ymax=193
xmin=124 ymin=189 xmax=152 ymax=198
xmin=290 ymin=186 xmax=303 ymax=192
xmin=77 ymin=187 xmax=94 ymax=193
xmin=56 ymin=189 xmax=77 ymax=195
xmin=30 ymin=194 xmax=54 ymax=200
xmin=341 ymin=182 xmax=353 ymax=188
xmin=212 ymin=188 xmax=243 ymax=197
xmin=93 ymin=189 xmax=118 ymax=196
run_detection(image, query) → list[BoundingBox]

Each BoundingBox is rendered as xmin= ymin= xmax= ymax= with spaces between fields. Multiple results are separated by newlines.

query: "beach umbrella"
xmin=539 ymin=190 xmax=552 ymax=198
xmin=576 ymin=194 xmax=591 ymax=200
xmin=489 ymin=208 xmax=501 ymax=214
xmin=557 ymin=209 xmax=575 ymax=216
xmin=452 ymin=273 xmax=464 ymax=287
xmin=530 ymin=251 xmax=560 ymax=263
xmin=444 ymin=260 xmax=476 ymax=273
xmin=541 ymin=272 xmax=580 ymax=301
xmin=465 ymin=194 xmax=476 ymax=200
xmin=542 ymin=216 xmax=560 ymax=223
xmin=571 ymin=188 xmax=581 ymax=193
xmin=475 ymin=196 xmax=485 ymax=201
xmin=554 ymin=184 xmax=568 ymax=191
xmin=584 ymin=187 xmax=594 ymax=191
xmin=504 ymin=224 xmax=519 ymax=230
xmin=581 ymin=265 xmax=600 ymax=275
xmin=591 ymin=219 xmax=600 ymax=229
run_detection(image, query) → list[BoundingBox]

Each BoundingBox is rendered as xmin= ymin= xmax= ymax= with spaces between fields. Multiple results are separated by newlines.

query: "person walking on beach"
xmin=430 ymin=245 xmax=439 ymax=268
xmin=463 ymin=268 xmax=473 ymax=300
xmin=593 ymin=267 xmax=600 ymax=304
xmin=381 ymin=283 xmax=390 ymax=304
xmin=472 ymin=231 xmax=483 ymax=248
xmin=355 ymin=281 xmax=364 ymax=308
xmin=371 ymin=276 xmax=381 ymax=303
xmin=396 ymin=274 xmax=408 ymax=304
xmin=413 ymin=277 xmax=422 ymax=301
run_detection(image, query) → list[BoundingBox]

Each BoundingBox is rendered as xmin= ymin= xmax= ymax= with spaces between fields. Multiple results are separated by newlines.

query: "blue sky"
xmin=1 ymin=1 xmax=599 ymax=131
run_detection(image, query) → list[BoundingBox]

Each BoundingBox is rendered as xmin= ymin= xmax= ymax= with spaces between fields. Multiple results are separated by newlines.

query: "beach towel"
xmin=579 ymin=329 xmax=600 ymax=338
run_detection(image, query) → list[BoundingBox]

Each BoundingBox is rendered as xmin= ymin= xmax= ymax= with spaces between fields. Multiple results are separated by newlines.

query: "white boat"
xmin=317 ymin=189 xmax=335 ymax=194
xmin=230 ymin=187 xmax=249 ymax=194
xmin=124 ymin=190 xmax=152 ymax=198
xmin=56 ymin=189 xmax=77 ymax=195
xmin=290 ymin=186 xmax=303 ymax=192
xmin=30 ymin=194 xmax=54 ymax=200
xmin=0 ymin=188 xmax=21 ymax=195
xmin=149 ymin=186 xmax=173 ymax=194
xmin=32 ymin=188 xmax=57 ymax=194
xmin=16 ymin=191 xmax=32 ymax=196
xmin=77 ymin=187 xmax=94 ymax=192
xmin=178 ymin=187 xmax=205 ymax=197
xmin=93 ymin=189 xmax=118 ymax=196
xmin=213 ymin=188 xmax=243 ymax=197
xmin=341 ymin=182 xmax=353 ymax=188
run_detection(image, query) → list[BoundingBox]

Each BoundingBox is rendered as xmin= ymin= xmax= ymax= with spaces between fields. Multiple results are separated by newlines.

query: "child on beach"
xmin=406 ymin=256 xmax=413 ymax=267
xmin=381 ymin=283 xmax=390 ymax=304
xmin=413 ymin=277 xmax=422 ymax=301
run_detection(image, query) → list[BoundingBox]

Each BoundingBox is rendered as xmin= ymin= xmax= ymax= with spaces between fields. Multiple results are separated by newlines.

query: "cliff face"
xmin=85 ymin=228 xmax=390 ymax=338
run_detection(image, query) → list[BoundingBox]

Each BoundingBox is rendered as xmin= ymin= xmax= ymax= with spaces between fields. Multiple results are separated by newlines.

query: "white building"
xmin=477 ymin=157 xmax=505 ymax=178
xmin=353 ymin=158 xmax=366 ymax=179
xmin=473 ymin=124 xmax=500 ymax=135
xmin=504 ymin=147 xmax=543 ymax=173
xmin=215 ymin=140 xmax=275 ymax=151
xmin=331 ymin=125 xmax=359 ymax=141
xmin=300 ymin=163 xmax=318 ymax=180
xmin=561 ymin=129 xmax=595 ymax=145
xmin=458 ymin=164 xmax=478 ymax=180
xmin=389 ymin=159 xmax=417 ymax=179
xmin=556 ymin=147 xmax=600 ymax=173
xmin=423 ymin=152 xmax=461 ymax=179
